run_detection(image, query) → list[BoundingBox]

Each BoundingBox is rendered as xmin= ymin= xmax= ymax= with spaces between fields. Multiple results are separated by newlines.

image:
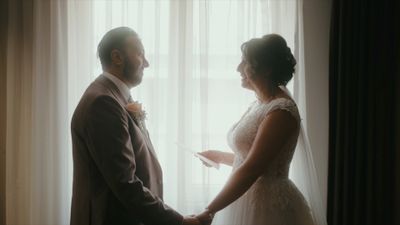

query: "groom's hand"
xmin=182 ymin=216 xmax=201 ymax=225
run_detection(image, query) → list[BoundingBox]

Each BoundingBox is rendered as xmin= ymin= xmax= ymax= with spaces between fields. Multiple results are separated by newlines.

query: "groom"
xmin=70 ymin=27 xmax=208 ymax=225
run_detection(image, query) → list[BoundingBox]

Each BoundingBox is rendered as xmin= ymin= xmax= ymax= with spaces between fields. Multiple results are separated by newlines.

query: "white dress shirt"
xmin=102 ymin=72 xmax=131 ymax=102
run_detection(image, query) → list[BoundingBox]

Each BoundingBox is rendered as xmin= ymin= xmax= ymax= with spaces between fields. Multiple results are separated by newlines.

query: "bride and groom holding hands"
xmin=70 ymin=27 xmax=317 ymax=225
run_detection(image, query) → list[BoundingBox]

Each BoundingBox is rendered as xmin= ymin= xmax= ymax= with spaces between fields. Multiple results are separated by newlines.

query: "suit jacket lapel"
xmin=96 ymin=76 xmax=144 ymax=130
xmin=95 ymin=75 xmax=159 ymax=160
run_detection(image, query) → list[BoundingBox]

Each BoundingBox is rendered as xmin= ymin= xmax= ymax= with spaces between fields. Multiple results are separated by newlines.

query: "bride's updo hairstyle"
xmin=241 ymin=34 xmax=296 ymax=86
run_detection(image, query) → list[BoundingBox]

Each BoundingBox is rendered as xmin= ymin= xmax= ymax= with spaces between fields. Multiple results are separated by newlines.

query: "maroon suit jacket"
xmin=70 ymin=75 xmax=183 ymax=225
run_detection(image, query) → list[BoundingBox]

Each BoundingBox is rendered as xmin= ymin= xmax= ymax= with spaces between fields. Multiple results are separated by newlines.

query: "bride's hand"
xmin=197 ymin=150 xmax=223 ymax=166
xmin=196 ymin=209 xmax=214 ymax=225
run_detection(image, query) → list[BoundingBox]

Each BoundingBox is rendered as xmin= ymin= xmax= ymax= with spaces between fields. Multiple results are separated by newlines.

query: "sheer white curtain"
xmin=70 ymin=0 xmax=296 ymax=215
xmin=6 ymin=0 xmax=72 ymax=224
xmin=6 ymin=0 xmax=328 ymax=225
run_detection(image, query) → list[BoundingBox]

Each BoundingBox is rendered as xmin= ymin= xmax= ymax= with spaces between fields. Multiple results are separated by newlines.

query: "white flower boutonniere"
xmin=126 ymin=101 xmax=147 ymax=126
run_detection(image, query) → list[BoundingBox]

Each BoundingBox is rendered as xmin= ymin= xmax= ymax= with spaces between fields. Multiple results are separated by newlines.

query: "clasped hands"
xmin=182 ymin=150 xmax=222 ymax=225
xmin=182 ymin=209 xmax=214 ymax=225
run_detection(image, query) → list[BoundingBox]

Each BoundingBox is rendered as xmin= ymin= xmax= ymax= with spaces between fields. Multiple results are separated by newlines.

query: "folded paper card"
xmin=175 ymin=142 xmax=220 ymax=169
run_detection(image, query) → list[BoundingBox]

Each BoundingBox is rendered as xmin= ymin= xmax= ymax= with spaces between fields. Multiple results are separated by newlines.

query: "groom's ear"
xmin=110 ymin=49 xmax=124 ymax=67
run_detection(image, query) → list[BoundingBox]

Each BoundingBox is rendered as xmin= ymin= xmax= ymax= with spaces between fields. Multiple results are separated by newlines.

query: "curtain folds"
xmin=6 ymin=0 xmax=72 ymax=224
xmin=328 ymin=0 xmax=400 ymax=224
xmin=4 ymin=1 xmax=329 ymax=224
xmin=0 ymin=0 xmax=8 ymax=224
xmin=6 ymin=0 xmax=35 ymax=224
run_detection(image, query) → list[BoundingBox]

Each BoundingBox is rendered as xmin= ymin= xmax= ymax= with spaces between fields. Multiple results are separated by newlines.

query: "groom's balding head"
xmin=97 ymin=27 xmax=138 ymax=69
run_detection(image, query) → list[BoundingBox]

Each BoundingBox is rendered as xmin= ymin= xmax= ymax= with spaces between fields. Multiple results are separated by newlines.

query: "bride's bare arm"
xmin=219 ymin=152 xmax=235 ymax=166
xmin=205 ymin=110 xmax=298 ymax=214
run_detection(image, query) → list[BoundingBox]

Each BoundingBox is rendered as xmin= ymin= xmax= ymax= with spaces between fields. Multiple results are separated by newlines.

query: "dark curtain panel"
xmin=328 ymin=0 xmax=400 ymax=224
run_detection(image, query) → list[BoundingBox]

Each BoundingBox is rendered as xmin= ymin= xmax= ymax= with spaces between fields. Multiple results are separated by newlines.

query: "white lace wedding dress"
xmin=212 ymin=97 xmax=316 ymax=225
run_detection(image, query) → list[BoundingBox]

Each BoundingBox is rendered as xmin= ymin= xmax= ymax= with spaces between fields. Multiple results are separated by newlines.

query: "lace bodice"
xmin=213 ymin=97 xmax=315 ymax=225
xmin=227 ymin=98 xmax=300 ymax=179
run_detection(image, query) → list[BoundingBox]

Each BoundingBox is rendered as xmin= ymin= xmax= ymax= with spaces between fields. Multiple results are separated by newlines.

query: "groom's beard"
xmin=123 ymin=58 xmax=142 ymax=87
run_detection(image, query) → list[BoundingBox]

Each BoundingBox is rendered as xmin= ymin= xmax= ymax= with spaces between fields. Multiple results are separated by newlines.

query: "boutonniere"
xmin=125 ymin=101 xmax=147 ymax=122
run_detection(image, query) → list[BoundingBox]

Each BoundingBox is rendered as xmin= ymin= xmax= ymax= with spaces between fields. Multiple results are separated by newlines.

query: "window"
xmin=89 ymin=0 xmax=296 ymax=213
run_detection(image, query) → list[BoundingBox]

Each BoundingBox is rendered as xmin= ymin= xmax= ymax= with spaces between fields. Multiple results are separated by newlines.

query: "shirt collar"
xmin=102 ymin=71 xmax=131 ymax=102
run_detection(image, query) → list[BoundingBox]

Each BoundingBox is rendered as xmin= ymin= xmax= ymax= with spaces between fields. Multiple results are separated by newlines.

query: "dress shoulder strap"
xmin=267 ymin=98 xmax=300 ymax=122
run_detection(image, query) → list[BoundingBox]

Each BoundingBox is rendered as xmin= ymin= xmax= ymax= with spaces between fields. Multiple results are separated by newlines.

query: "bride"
xmin=196 ymin=34 xmax=321 ymax=225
